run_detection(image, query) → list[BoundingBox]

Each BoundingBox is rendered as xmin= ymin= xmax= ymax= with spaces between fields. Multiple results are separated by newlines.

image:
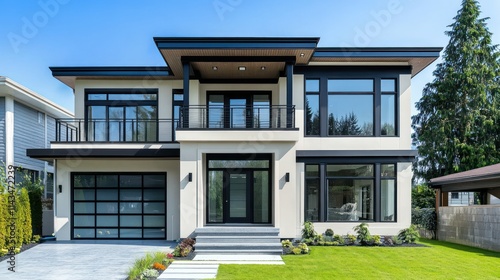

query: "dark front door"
xmin=206 ymin=155 xmax=272 ymax=224
xmin=225 ymin=171 xmax=252 ymax=223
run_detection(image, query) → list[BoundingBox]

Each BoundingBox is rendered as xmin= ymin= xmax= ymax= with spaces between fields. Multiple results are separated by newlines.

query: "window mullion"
xmin=374 ymin=78 xmax=381 ymax=137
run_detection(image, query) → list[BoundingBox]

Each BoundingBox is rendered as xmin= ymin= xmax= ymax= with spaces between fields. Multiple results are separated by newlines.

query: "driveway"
xmin=0 ymin=240 xmax=175 ymax=280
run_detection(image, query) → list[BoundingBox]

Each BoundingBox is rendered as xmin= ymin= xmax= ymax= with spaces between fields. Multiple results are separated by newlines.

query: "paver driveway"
xmin=0 ymin=240 xmax=175 ymax=280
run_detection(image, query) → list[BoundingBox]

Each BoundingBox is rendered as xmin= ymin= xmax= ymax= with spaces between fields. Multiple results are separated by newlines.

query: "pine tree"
xmin=412 ymin=0 xmax=500 ymax=182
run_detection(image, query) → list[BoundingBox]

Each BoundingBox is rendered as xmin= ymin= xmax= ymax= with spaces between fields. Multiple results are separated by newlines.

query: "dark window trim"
xmin=301 ymin=67 xmax=405 ymax=138
xmin=304 ymin=162 xmax=397 ymax=223
xmin=71 ymin=172 xmax=167 ymax=240
xmin=84 ymin=89 xmax=159 ymax=142
xmin=206 ymin=154 xmax=273 ymax=224
xmin=172 ymin=89 xmax=183 ymax=141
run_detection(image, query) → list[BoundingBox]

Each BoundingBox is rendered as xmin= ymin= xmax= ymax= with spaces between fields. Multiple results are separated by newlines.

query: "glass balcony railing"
xmin=179 ymin=105 xmax=295 ymax=129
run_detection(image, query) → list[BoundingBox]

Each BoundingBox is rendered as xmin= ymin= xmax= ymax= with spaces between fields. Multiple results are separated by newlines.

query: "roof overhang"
xmin=50 ymin=66 xmax=172 ymax=89
xmin=0 ymin=76 xmax=73 ymax=118
xmin=311 ymin=47 xmax=442 ymax=77
xmin=27 ymin=148 xmax=180 ymax=161
xmin=154 ymin=37 xmax=320 ymax=80
xmin=429 ymin=164 xmax=500 ymax=192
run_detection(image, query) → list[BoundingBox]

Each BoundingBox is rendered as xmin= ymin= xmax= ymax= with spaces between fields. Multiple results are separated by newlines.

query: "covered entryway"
xmin=206 ymin=154 xmax=272 ymax=224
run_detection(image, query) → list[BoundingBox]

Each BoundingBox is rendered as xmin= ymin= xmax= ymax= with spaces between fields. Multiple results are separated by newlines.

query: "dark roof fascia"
xmin=154 ymin=37 xmax=320 ymax=49
xmin=313 ymin=47 xmax=443 ymax=58
xmin=27 ymin=148 xmax=180 ymax=158
xmin=429 ymin=174 xmax=500 ymax=187
xmin=296 ymin=150 xmax=417 ymax=158
xmin=49 ymin=66 xmax=172 ymax=77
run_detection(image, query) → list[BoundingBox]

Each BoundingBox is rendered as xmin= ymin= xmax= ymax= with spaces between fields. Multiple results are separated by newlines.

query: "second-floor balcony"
xmin=55 ymin=119 xmax=177 ymax=142
xmin=54 ymin=105 xmax=296 ymax=143
xmin=179 ymin=105 xmax=295 ymax=129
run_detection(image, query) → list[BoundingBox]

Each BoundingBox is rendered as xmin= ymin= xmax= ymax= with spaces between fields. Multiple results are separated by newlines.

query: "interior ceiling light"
xmin=212 ymin=66 xmax=218 ymax=70
xmin=261 ymin=66 xmax=266 ymax=70
xmin=238 ymin=66 xmax=246 ymax=71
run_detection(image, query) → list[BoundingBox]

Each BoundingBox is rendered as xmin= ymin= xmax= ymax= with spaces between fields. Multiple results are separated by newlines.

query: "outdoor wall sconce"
xmin=58 ymin=185 xmax=62 ymax=193
xmin=285 ymin=173 xmax=290 ymax=182
xmin=188 ymin=173 xmax=192 ymax=182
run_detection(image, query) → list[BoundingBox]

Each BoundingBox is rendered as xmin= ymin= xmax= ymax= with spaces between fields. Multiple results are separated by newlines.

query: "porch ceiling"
xmin=154 ymin=37 xmax=320 ymax=79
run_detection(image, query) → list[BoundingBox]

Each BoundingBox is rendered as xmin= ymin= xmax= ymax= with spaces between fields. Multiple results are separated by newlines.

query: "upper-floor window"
xmin=304 ymin=72 xmax=399 ymax=137
xmin=85 ymin=89 xmax=158 ymax=142
xmin=328 ymin=79 xmax=374 ymax=136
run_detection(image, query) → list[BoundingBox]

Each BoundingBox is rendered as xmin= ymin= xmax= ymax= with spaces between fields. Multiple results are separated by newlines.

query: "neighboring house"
xmin=27 ymin=37 xmax=440 ymax=241
xmin=429 ymin=163 xmax=500 ymax=252
xmin=0 ymin=76 xmax=73 ymax=198
xmin=430 ymin=163 xmax=500 ymax=206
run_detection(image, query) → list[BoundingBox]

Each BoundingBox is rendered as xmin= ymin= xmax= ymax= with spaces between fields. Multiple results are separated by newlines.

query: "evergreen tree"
xmin=412 ymin=0 xmax=500 ymax=182
xmin=335 ymin=112 xmax=362 ymax=135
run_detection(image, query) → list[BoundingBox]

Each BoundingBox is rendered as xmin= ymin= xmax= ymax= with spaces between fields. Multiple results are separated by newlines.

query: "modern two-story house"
xmin=28 ymin=37 xmax=440 ymax=242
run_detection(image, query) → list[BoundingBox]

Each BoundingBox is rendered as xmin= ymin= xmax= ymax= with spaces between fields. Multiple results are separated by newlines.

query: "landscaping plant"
xmin=398 ymin=225 xmax=420 ymax=244
xmin=353 ymin=223 xmax=372 ymax=246
xmin=301 ymin=221 xmax=317 ymax=240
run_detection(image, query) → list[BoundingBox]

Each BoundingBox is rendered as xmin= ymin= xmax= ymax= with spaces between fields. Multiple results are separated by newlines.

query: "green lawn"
xmin=216 ymin=239 xmax=500 ymax=280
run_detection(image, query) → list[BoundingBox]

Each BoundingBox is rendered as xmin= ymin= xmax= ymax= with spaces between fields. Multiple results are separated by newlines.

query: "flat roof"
xmin=50 ymin=37 xmax=442 ymax=89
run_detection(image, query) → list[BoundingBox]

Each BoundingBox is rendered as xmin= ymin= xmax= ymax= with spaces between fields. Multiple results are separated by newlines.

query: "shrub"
xmin=317 ymin=241 xmax=325 ymax=246
xmin=314 ymin=234 xmax=323 ymax=243
xmin=412 ymin=208 xmax=437 ymax=239
xmin=281 ymin=239 xmax=293 ymax=248
xmin=301 ymin=221 xmax=317 ymax=239
xmin=325 ymin=228 xmax=334 ymax=237
xmin=19 ymin=172 xmax=43 ymax=237
xmin=173 ymin=238 xmax=196 ymax=257
xmin=332 ymin=241 xmax=339 ymax=246
xmin=303 ymin=238 xmax=314 ymax=246
xmin=127 ymin=252 xmax=168 ymax=280
xmin=398 ymin=225 xmax=420 ymax=244
xmin=325 ymin=242 xmax=334 ymax=246
xmin=372 ymin=235 xmax=382 ymax=246
xmin=297 ymin=242 xmax=309 ymax=254
xmin=333 ymin=234 xmax=345 ymax=245
xmin=18 ymin=188 xmax=32 ymax=245
xmin=292 ymin=247 xmax=302 ymax=255
xmin=353 ymin=223 xmax=371 ymax=246
xmin=142 ymin=268 xmax=159 ymax=278
xmin=152 ymin=262 xmax=166 ymax=271
xmin=347 ymin=234 xmax=357 ymax=245
xmin=32 ymin=235 xmax=41 ymax=243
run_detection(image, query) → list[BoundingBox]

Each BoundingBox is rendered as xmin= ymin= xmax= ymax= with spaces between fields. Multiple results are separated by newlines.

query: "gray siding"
xmin=13 ymin=101 xmax=45 ymax=171
xmin=47 ymin=115 xmax=56 ymax=146
xmin=0 ymin=97 xmax=5 ymax=163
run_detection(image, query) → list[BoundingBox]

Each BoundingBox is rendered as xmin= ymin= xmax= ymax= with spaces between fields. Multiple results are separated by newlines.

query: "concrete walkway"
xmin=0 ymin=240 xmax=175 ymax=280
xmin=159 ymin=254 xmax=284 ymax=279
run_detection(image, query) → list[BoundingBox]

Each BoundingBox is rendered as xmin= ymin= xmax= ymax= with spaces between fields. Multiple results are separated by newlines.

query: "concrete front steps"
xmin=194 ymin=226 xmax=283 ymax=255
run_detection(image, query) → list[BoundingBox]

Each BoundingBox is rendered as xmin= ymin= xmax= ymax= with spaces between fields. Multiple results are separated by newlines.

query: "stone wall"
xmin=438 ymin=206 xmax=500 ymax=252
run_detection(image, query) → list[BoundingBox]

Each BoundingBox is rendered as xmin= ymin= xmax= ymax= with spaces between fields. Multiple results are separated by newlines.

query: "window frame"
xmin=301 ymin=67 xmax=403 ymax=137
xmin=304 ymin=162 xmax=397 ymax=223
xmin=84 ymin=89 xmax=159 ymax=142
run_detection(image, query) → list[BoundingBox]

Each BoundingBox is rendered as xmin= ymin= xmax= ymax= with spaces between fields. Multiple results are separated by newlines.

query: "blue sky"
xmin=1 ymin=0 xmax=499 ymax=114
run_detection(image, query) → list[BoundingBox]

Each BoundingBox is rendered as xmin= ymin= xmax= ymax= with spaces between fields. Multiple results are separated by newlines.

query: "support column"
xmin=182 ymin=62 xmax=190 ymax=127
xmin=286 ymin=62 xmax=293 ymax=128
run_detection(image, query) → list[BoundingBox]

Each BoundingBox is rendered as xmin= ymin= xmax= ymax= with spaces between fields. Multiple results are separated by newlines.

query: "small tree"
xmin=412 ymin=184 xmax=435 ymax=209
xmin=18 ymin=173 xmax=44 ymax=237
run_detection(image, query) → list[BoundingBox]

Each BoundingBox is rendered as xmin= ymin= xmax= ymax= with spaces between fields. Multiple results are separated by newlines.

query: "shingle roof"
xmin=429 ymin=163 xmax=500 ymax=186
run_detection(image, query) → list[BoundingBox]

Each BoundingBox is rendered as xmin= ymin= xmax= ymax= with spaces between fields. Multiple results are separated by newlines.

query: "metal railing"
xmin=55 ymin=119 xmax=177 ymax=142
xmin=179 ymin=105 xmax=295 ymax=129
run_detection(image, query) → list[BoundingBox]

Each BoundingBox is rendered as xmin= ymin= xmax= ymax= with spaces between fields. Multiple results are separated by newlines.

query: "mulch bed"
xmin=0 ymin=243 xmax=39 ymax=263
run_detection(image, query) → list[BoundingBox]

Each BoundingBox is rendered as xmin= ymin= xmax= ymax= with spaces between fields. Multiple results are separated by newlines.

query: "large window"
xmin=328 ymin=79 xmax=374 ymax=136
xmin=72 ymin=173 xmax=166 ymax=239
xmin=303 ymin=69 xmax=400 ymax=137
xmin=305 ymin=163 xmax=396 ymax=222
xmin=85 ymin=89 xmax=158 ymax=142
